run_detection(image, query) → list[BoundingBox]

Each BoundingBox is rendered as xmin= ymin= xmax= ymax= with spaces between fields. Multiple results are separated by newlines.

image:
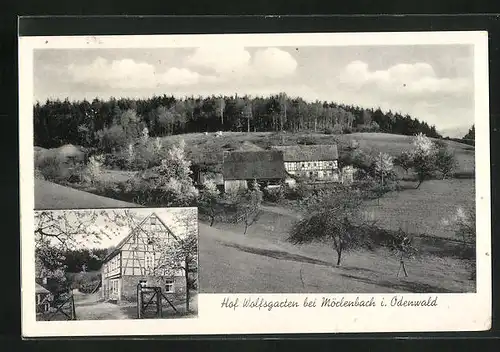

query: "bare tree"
xmin=387 ymin=228 xmax=418 ymax=277
xmin=232 ymin=180 xmax=263 ymax=235
xmin=198 ymin=179 xmax=223 ymax=227
xmin=289 ymin=187 xmax=373 ymax=266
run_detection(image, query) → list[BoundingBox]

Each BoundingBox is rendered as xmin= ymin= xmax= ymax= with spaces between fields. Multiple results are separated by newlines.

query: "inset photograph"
xmin=34 ymin=207 xmax=198 ymax=321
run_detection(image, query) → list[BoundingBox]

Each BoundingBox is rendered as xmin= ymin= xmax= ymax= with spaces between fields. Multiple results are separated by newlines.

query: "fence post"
xmin=71 ymin=293 xmax=76 ymax=320
xmin=157 ymin=288 xmax=162 ymax=318
xmin=137 ymin=284 xmax=142 ymax=319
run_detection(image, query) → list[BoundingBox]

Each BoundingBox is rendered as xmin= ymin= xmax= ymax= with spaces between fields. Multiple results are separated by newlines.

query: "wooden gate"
xmin=136 ymin=284 xmax=177 ymax=319
xmin=45 ymin=292 xmax=77 ymax=321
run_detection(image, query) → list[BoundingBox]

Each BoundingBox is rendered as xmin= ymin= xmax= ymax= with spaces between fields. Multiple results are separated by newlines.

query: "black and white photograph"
xmin=34 ymin=207 xmax=198 ymax=321
xmin=32 ymin=42 xmax=477 ymax=294
xmin=20 ymin=31 xmax=491 ymax=335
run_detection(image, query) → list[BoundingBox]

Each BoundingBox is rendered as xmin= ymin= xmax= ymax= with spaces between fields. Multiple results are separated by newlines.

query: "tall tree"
xmin=242 ymin=99 xmax=253 ymax=133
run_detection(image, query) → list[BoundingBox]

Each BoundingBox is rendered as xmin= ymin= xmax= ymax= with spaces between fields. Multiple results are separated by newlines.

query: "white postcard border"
xmin=19 ymin=31 xmax=491 ymax=336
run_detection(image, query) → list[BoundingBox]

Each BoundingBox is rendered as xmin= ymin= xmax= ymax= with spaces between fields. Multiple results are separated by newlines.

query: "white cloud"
xmin=339 ymin=60 xmax=471 ymax=96
xmin=334 ymin=60 xmax=474 ymax=133
xmin=186 ymin=47 xmax=298 ymax=81
xmin=187 ymin=46 xmax=251 ymax=75
xmin=252 ymin=48 xmax=298 ymax=78
xmin=67 ymin=57 xmax=209 ymax=89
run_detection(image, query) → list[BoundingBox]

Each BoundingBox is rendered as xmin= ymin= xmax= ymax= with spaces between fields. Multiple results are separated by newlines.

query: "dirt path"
xmin=73 ymin=291 xmax=129 ymax=320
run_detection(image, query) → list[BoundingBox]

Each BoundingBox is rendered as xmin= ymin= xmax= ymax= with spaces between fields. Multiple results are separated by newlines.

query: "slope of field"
xmin=35 ymin=179 xmax=140 ymax=209
xmin=161 ymin=131 xmax=475 ymax=174
xmin=198 ymin=222 xmax=472 ymax=293
xmin=363 ymin=179 xmax=475 ymax=239
xmin=34 ymin=180 xmax=474 ymax=294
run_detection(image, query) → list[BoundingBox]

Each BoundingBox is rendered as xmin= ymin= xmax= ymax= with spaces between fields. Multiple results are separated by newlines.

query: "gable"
xmin=103 ymin=213 xmax=178 ymax=262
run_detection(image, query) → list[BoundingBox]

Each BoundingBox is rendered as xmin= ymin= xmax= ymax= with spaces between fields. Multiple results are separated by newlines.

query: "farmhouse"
xmin=271 ymin=145 xmax=340 ymax=182
xmin=101 ymin=212 xmax=186 ymax=303
xmin=222 ymin=150 xmax=291 ymax=193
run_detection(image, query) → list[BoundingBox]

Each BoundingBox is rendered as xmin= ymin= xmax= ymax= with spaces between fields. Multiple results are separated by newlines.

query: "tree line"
xmin=34 ymin=93 xmax=442 ymax=149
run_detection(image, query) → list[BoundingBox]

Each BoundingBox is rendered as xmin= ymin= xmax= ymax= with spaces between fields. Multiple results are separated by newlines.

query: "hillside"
xmin=161 ymin=131 xmax=475 ymax=174
xmin=33 ymin=180 xmax=474 ymax=294
xmin=35 ymin=179 xmax=139 ymax=209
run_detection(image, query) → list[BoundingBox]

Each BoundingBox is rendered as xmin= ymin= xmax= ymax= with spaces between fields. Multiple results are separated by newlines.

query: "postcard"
xmin=19 ymin=31 xmax=490 ymax=336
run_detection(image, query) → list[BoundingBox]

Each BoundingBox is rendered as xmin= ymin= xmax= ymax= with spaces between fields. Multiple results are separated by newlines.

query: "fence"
xmin=136 ymin=284 xmax=178 ymax=319
xmin=39 ymin=291 xmax=77 ymax=321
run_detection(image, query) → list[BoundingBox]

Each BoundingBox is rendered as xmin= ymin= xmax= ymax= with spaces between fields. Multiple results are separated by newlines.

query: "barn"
xmin=271 ymin=144 xmax=340 ymax=182
xmin=222 ymin=150 xmax=291 ymax=193
xmin=101 ymin=212 xmax=187 ymax=303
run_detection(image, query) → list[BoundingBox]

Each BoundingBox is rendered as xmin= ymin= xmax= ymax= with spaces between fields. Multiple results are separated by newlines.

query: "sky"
xmin=33 ymin=45 xmax=475 ymax=137
xmin=36 ymin=208 xmax=198 ymax=250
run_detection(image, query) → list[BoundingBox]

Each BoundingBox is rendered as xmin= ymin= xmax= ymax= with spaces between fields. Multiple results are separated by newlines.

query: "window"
xmin=145 ymin=253 xmax=154 ymax=273
xmin=165 ymin=279 xmax=174 ymax=293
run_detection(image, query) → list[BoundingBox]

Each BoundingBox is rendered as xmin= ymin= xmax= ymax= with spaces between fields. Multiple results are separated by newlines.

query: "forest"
xmin=33 ymin=93 xmax=442 ymax=149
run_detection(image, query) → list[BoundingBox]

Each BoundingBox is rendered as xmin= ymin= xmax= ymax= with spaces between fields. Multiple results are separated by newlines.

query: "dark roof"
xmin=223 ymin=151 xmax=287 ymax=180
xmin=36 ymin=283 xmax=50 ymax=294
xmin=103 ymin=212 xmax=178 ymax=263
xmin=271 ymin=145 xmax=338 ymax=162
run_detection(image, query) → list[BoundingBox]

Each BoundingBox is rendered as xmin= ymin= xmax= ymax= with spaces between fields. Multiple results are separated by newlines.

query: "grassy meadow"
xmin=34 ymin=131 xmax=476 ymax=294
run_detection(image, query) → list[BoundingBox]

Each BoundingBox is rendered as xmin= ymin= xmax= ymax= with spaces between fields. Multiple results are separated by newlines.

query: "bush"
xmin=79 ymin=280 xmax=101 ymax=293
xmin=34 ymin=167 xmax=46 ymax=180
xmin=298 ymin=136 xmax=316 ymax=145
xmin=332 ymin=124 xmax=343 ymax=134
xmin=355 ymin=122 xmax=380 ymax=133
xmin=263 ymin=185 xmax=285 ymax=203
xmin=97 ymin=125 xmax=130 ymax=153
xmin=342 ymin=126 xmax=353 ymax=134
xmin=35 ymin=155 xmax=70 ymax=182
xmin=324 ymin=126 xmax=343 ymax=135
xmin=284 ymin=182 xmax=310 ymax=200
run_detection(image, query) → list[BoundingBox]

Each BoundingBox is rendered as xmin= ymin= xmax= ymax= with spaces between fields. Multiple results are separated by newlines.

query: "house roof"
xmin=103 ymin=212 xmax=179 ymax=263
xmin=36 ymin=282 xmax=50 ymax=294
xmin=271 ymin=145 xmax=338 ymax=162
xmin=222 ymin=150 xmax=288 ymax=180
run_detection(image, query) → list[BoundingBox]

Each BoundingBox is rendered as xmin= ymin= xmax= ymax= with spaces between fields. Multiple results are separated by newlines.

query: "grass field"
xmin=32 ymin=131 xmax=475 ymax=294
xmin=34 ymin=180 xmax=475 ymax=294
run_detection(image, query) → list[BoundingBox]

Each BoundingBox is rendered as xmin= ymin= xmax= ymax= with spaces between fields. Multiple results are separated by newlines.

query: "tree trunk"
xmin=210 ymin=216 xmax=215 ymax=227
xmin=244 ymin=222 xmax=249 ymax=235
xmin=336 ymin=249 xmax=342 ymax=266
xmin=247 ymin=117 xmax=250 ymax=133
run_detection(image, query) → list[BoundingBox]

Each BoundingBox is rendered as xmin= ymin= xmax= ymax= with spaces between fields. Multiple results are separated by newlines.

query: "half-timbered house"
xmin=101 ymin=212 xmax=186 ymax=302
xmin=271 ymin=145 xmax=340 ymax=182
